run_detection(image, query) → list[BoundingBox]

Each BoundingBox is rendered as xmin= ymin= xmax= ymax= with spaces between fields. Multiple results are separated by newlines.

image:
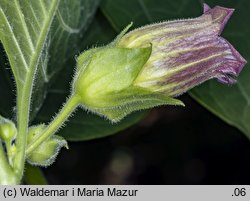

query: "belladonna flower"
xmin=117 ymin=4 xmax=246 ymax=96
xmin=72 ymin=4 xmax=246 ymax=122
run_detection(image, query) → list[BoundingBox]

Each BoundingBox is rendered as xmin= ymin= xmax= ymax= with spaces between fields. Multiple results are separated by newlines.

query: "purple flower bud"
xmin=117 ymin=4 xmax=247 ymax=97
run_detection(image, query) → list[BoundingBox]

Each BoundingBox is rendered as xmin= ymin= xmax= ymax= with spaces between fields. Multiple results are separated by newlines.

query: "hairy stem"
xmin=26 ymin=95 xmax=80 ymax=156
xmin=13 ymin=78 xmax=35 ymax=183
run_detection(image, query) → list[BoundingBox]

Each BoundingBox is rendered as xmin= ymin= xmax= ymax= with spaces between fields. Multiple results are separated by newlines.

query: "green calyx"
xmin=74 ymin=46 xmax=152 ymax=107
xmin=26 ymin=124 xmax=68 ymax=167
xmin=92 ymin=87 xmax=184 ymax=122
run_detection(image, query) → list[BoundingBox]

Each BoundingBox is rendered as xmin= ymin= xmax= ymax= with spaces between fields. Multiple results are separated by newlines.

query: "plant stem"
xmin=26 ymin=95 xmax=80 ymax=156
xmin=13 ymin=81 xmax=34 ymax=183
xmin=0 ymin=141 xmax=17 ymax=184
xmin=2 ymin=0 xmax=59 ymax=184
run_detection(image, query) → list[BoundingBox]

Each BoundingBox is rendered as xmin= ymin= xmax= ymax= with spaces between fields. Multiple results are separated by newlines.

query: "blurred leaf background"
xmin=1 ymin=0 xmax=250 ymax=184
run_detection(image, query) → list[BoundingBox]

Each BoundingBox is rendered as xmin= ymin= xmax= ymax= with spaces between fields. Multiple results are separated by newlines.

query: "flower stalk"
xmin=26 ymin=95 xmax=80 ymax=156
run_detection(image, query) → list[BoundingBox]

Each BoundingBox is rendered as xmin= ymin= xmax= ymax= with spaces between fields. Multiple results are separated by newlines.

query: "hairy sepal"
xmin=92 ymin=87 xmax=184 ymax=122
xmin=26 ymin=125 xmax=68 ymax=167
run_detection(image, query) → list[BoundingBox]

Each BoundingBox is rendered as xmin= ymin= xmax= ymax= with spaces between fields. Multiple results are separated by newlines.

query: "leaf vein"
xmin=14 ymin=0 xmax=35 ymax=52
xmin=38 ymin=0 xmax=47 ymax=16
xmin=27 ymin=2 xmax=41 ymax=29
xmin=0 ymin=8 xmax=29 ymax=71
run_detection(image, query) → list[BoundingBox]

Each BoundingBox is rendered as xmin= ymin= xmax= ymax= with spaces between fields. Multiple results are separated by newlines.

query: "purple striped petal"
xmin=203 ymin=3 xmax=211 ymax=12
xmin=117 ymin=4 xmax=246 ymax=97
xmin=203 ymin=4 xmax=235 ymax=34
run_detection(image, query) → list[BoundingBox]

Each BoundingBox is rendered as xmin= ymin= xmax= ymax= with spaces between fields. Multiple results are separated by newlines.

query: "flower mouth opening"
xmin=217 ymin=72 xmax=238 ymax=84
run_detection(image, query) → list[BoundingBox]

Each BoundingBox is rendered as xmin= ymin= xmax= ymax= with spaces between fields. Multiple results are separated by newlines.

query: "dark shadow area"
xmin=44 ymin=94 xmax=250 ymax=184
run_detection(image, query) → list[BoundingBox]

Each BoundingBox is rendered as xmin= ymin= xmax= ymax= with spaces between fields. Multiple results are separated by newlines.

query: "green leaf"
xmin=0 ymin=0 xmax=59 ymax=87
xmin=101 ymin=0 xmax=202 ymax=31
xmin=31 ymin=0 xmax=101 ymax=119
xmin=79 ymin=12 xmax=117 ymax=48
xmin=47 ymin=0 xmax=100 ymax=78
xmin=101 ymin=0 xmax=250 ymax=139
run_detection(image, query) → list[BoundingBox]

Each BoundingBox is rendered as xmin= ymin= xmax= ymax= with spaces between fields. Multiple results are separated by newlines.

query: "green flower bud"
xmin=27 ymin=124 xmax=68 ymax=167
xmin=0 ymin=116 xmax=16 ymax=142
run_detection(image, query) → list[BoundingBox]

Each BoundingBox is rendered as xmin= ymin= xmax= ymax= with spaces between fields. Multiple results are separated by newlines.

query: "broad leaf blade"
xmin=101 ymin=0 xmax=250 ymax=139
xmin=47 ymin=0 xmax=101 ymax=79
xmin=101 ymin=0 xmax=201 ymax=31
